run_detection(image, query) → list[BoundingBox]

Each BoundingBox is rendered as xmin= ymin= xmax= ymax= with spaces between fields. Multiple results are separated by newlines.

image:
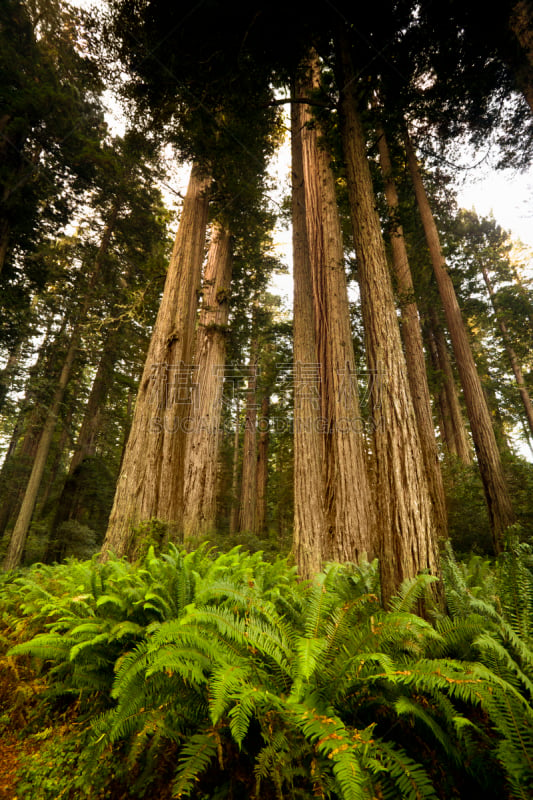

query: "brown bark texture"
xmin=182 ymin=223 xmax=232 ymax=543
xmin=102 ymin=164 xmax=210 ymax=559
xmin=238 ymin=338 xmax=259 ymax=533
xmin=3 ymin=332 xmax=80 ymax=569
xmin=255 ymin=393 xmax=270 ymax=535
xmin=338 ymin=35 xmax=442 ymax=607
xmin=406 ymin=132 xmax=514 ymax=552
xmin=300 ymin=53 xmax=375 ymax=564
xmin=377 ymin=125 xmax=447 ymax=543
xmin=427 ymin=310 xmax=473 ymax=464
xmin=291 ymin=91 xmax=326 ymax=576
xmin=229 ymin=395 xmax=241 ymax=535
xmin=69 ymin=329 xmax=119 ymax=475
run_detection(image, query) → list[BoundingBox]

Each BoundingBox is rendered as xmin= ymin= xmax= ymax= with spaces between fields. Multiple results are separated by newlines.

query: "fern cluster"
xmin=2 ymin=543 xmax=533 ymax=799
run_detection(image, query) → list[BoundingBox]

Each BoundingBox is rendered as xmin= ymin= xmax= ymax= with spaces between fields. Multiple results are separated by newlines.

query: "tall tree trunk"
xmin=3 ymin=333 xmax=80 ymax=569
xmin=229 ymin=395 xmax=241 ymax=535
xmin=481 ymin=265 xmax=533 ymax=438
xmin=406 ymin=132 xmax=514 ymax=552
xmin=255 ymin=393 xmax=270 ymax=535
xmin=376 ymin=124 xmax=447 ymax=542
xmin=291 ymin=90 xmax=326 ymax=576
xmin=426 ymin=309 xmax=473 ymax=464
xmin=102 ymin=165 xmax=210 ymax=559
xmin=0 ymin=322 xmax=58 ymax=539
xmin=182 ymin=223 xmax=232 ymax=543
xmin=336 ymin=36 xmax=441 ymax=607
xmin=238 ymin=338 xmax=258 ymax=533
xmin=300 ymin=53 xmax=375 ymax=564
xmin=426 ymin=320 xmax=460 ymax=458
xmin=37 ymin=403 xmax=74 ymax=516
xmin=69 ymin=329 xmax=119 ymax=475
xmin=0 ymin=410 xmax=41 ymax=541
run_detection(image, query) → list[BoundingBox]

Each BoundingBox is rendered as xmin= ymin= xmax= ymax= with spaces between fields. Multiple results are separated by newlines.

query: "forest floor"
xmin=0 ymin=730 xmax=40 ymax=799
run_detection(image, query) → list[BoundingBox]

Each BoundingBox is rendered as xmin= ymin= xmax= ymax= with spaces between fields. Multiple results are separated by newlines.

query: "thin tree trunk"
xmin=255 ymin=393 xmax=270 ymax=535
xmin=69 ymin=330 xmax=119 ymax=475
xmin=291 ymin=89 xmax=326 ymax=576
xmin=3 ymin=334 xmax=80 ymax=569
xmin=376 ymin=124 xmax=447 ymax=542
xmin=406 ymin=132 xmax=514 ymax=552
xmin=229 ymin=395 xmax=241 ymax=535
xmin=426 ymin=309 xmax=473 ymax=464
xmin=0 ymin=412 xmax=41 ymax=541
xmin=238 ymin=338 xmax=258 ymax=533
xmin=425 ymin=321 xmax=458 ymax=457
xmin=337 ymin=35 xmax=442 ymax=607
xmin=300 ymin=52 xmax=375 ymax=564
xmin=102 ymin=165 xmax=210 ymax=559
xmin=481 ymin=265 xmax=533 ymax=438
xmin=182 ymin=223 xmax=232 ymax=543
xmin=37 ymin=404 xmax=74 ymax=516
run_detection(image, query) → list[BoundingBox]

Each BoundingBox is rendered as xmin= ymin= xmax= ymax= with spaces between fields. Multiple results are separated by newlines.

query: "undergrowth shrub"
xmin=1 ymin=542 xmax=532 ymax=799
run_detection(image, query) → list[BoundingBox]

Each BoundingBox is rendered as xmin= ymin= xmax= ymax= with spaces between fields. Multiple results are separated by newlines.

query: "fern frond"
xmin=172 ymin=732 xmax=218 ymax=798
xmin=369 ymin=739 xmax=438 ymax=800
xmin=389 ymin=573 xmax=439 ymax=615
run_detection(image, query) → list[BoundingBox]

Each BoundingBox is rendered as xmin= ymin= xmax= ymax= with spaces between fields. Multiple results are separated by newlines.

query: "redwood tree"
xmin=290 ymin=90 xmax=325 ymax=576
xmin=406 ymin=132 xmax=515 ymax=552
xmin=299 ymin=53 xmax=376 ymax=564
xmin=336 ymin=35 xmax=442 ymax=605
xmin=182 ymin=222 xmax=233 ymax=543
xmin=101 ymin=165 xmax=210 ymax=559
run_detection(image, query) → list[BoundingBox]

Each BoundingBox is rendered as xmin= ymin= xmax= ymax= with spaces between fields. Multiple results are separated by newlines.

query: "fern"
xmin=5 ymin=545 xmax=533 ymax=799
xmin=172 ymin=732 xmax=219 ymax=798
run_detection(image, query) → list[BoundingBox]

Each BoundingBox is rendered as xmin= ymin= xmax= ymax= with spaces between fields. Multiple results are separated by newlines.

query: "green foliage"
xmin=2 ymin=544 xmax=533 ymax=798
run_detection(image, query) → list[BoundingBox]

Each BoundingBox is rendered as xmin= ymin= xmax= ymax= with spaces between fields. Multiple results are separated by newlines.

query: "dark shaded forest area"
xmin=1 ymin=1 xmax=533 ymax=797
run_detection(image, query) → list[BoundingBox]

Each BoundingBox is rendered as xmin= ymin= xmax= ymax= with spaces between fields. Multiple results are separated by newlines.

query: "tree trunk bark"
xmin=291 ymin=89 xmax=326 ymax=576
xmin=376 ymin=124 xmax=447 ymax=542
xmin=0 ymin=412 xmax=41 ymax=541
xmin=0 ymin=322 xmax=58 ymax=538
xmin=69 ymin=329 xmax=119 ymax=475
xmin=337 ymin=35 xmax=442 ymax=607
xmin=406 ymin=132 xmax=514 ymax=553
xmin=425 ymin=321 xmax=457 ymax=457
xmin=299 ymin=52 xmax=375 ymax=564
xmin=3 ymin=333 xmax=80 ymax=569
xmin=238 ymin=338 xmax=258 ymax=533
xmin=182 ymin=223 xmax=232 ymax=543
xmin=426 ymin=309 xmax=473 ymax=464
xmin=255 ymin=393 xmax=270 ymax=535
xmin=229 ymin=395 xmax=241 ymax=535
xmin=481 ymin=265 xmax=533 ymax=439
xmin=101 ymin=165 xmax=210 ymax=559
